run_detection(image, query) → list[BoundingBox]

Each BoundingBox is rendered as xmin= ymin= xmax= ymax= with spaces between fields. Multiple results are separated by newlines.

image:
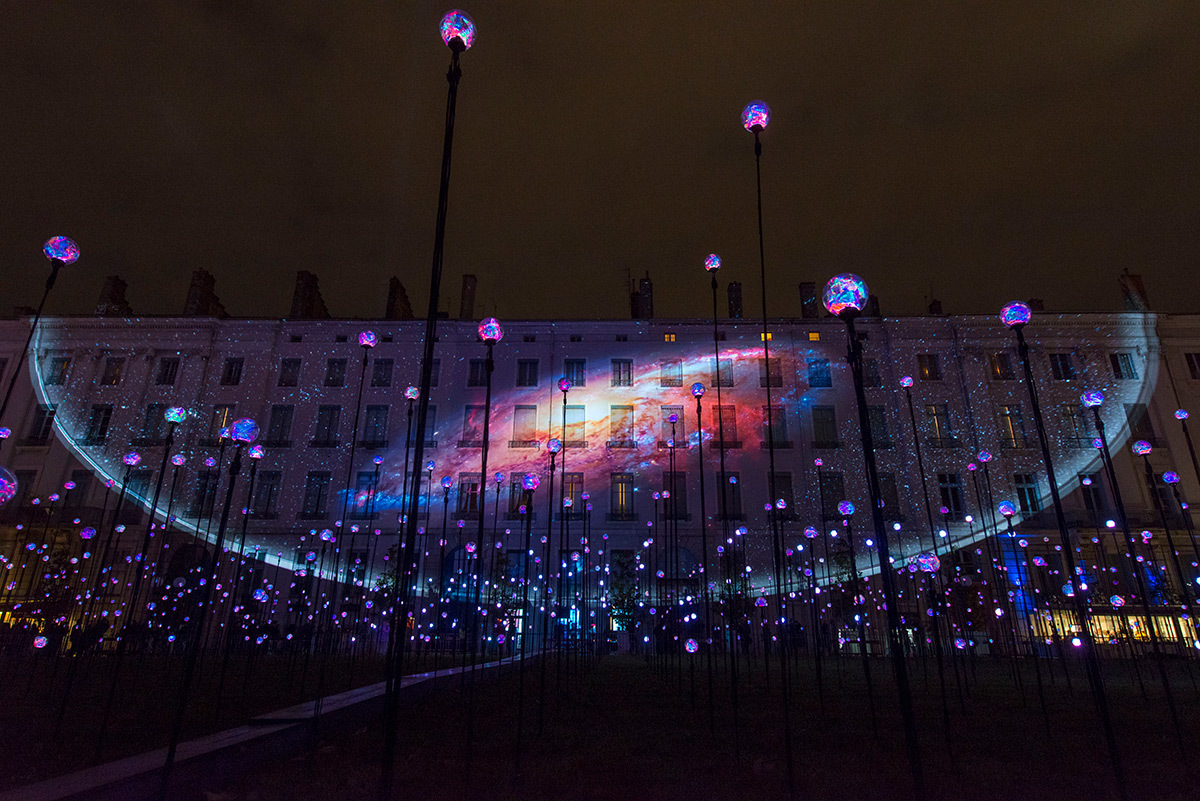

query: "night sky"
xmin=3 ymin=3 xmax=1199 ymax=321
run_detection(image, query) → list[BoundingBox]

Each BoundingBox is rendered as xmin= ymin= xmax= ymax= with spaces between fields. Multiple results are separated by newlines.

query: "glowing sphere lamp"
xmin=171 ymin=454 xmax=186 ymax=467
xmin=704 ymin=254 xmax=722 ymax=272
xmin=164 ymin=406 xmax=187 ymax=424
xmin=248 ymin=445 xmax=265 ymax=460
xmin=522 ymin=473 xmax=540 ymax=492
xmin=803 ymin=526 xmax=818 ymax=539
xmin=837 ymin=500 xmax=855 ymax=517
xmin=1131 ymin=440 xmax=1152 ymax=456
xmin=1163 ymin=471 xmax=1180 ymax=485
xmin=1080 ymin=391 xmax=1104 ymax=408
xmin=440 ymin=9 xmax=476 ymax=50
xmin=899 ymin=376 xmax=913 ymax=388
xmin=231 ymin=418 xmax=259 ymax=443
xmin=358 ymin=330 xmax=377 ymax=348
xmin=978 ymin=450 xmax=992 ymax=463
xmin=123 ymin=452 xmax=142 ymax=467
xmin=0 ymin=467 xmax=18 ymax=507
xmin=43 ymin=236 xmax=80 ymax=265
xmin=741 ymin=101 xmax=770 ymax=132
xmin=691 ymin=382 xmax=706 ymax=398
xmin=1176 ymin=409 xmax=1189 ymax=421
xmin=441 ymin=476 xmax=453 ymax=490
xmin=998 ymin=500 xmax=1017 ymax=518
xmin=915 ymin=552 xmax=941 ymax=573
xmin=477 ymin=317 xmax=503 ymax=343
xmin=822 ymin=274 xmax=869 ymax=318
xmin=1000 ymin=301 xmax=1032 ymax=328
xmin=558 ymin=376 xmax=571 ymax=393
xmin=547 ymin=438 xmax=562 ymax=454
xmin=405 ymin=386 xmax=420 ymax=401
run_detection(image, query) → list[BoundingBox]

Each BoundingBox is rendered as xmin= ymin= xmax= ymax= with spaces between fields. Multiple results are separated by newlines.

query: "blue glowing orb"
xmin=704 ymin=253 xmax=721 ymax=272
xmin=691 ymin=382 xmax=706 ymax=398
xmin=358 ymin=330 xmax=377 ymax=348
xmin=231 ymin=418 xmax=259 ymax=443
xmin=558 ymin=376 xmax=571 ymax=393
xmin=837 ymin=500 xmax=855 ymax=516
xmin=441 ymin=476 xmax=453 ymax=489
xmin=1080 ymin=391 xmax=1104 ymax=408
xmin=547 ymin=438 xmax=562 ymax=454
xmin=822 ymin=274 xmax=869 ymax=317
xmin=1062 ymin=583 xmax=1075 ymax=597
xmin=1131 ymin=440 xmax=1152 ymax=456
xmin=522 ymin=473 xmax=540 ymax=491
xmin=741 ymin=100 xmax=770 ymax=132
xmin=997 ymin=500 xmax=1017 ymax=517
xmin=248 ymin=444 xmax=265 ymax=460
xmin=953 ymin=638 xmax=968 ymax=650
xmin=440 ymin=10 xmax=476 ymax=50
xmin=477 ymin=317 xmax=503 ymax=343
xmin=123 ymin=452 xmax=141 ymax=467
xmin=915 ymin=552 xmax=941 ymax=573
xmin=79 ymin=527 xmax=96 ymax=540
xmin=0 ymin=428 xmax=9 ymax=439
xmin=977 ymin=450 xmax=992 ymax=463
xmin=1176 ymin=409 xmax=1189 ymax=421
xmin=899 ymin=376 xmax=913 ymax=388
xmin=0 ymin=467 xmax=17 ymax=507
xmin=163 ymin=406 xmax=187 ymax=425
xmin=171 ymin=454 xmax=186 ymax=467
xmin=43 ymin=236 xmax=80 ymax=264
xmin=754 ymin=597 xmax=768 ymax=608
xmin=252 ymin=588 xmax=269 ymax=602
xmin=1110 ymin=595 xmax=1126 ymax=608
xmin=804 ymin=526 xmax=818 ymax=539
xmin=33 ymin=635 xmax=48 ymax=649
xmin=1163 ymin=471 xmax=1180 ymax=484
xmin=1000 ymin=301 xmax=1031 ymax=328
xmin=685 ymin=638 xmax=699 ymax=654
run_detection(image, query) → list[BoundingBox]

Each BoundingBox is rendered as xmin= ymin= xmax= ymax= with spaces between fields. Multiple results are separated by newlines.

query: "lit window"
xmin=808 ymin=332 xmax=820 ymax=342
xmin=664 ymin=333 xmax=676 ymax=343
xmin=760 ymin=332 xmax=773 ymax=341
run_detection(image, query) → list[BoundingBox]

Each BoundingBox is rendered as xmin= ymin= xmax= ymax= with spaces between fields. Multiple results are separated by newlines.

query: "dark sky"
xmin=3 ymin=3 xmax=1199 ymax=321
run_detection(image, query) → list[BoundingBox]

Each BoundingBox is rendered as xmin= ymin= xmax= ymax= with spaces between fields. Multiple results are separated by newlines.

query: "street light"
xmin=824 ymin=272 xmax=921 ymax=792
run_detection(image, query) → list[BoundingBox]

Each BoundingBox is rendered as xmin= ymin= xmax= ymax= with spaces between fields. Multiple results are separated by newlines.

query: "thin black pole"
xmin=0 ymin=260 xmax=61 ymax=426
xmin=694 ymin=390 xmax=716 ymax=729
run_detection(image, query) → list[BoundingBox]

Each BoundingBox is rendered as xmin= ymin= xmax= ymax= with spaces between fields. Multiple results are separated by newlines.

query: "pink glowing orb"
xmin=477 ymin=317 xmax=503 ymax=343
xmin=231 ymin=418 xmax=259 ymax=443
xmin=33 ymin=635 xmax=48 ymax=649
xmin=998 ymin=500 xmax=1017 ymax=517
xmin=754 ymin=597 xmax=768 ymax=608
xmin=704 ymin=254 xmax=722 ymax=272
xmin=1000 ymin=301 xmax=1031 ymax=328
xmin=43 ymin=236 xmax=80 ymax=264
xmin=915 ymin=552 xmax=941 ymax=573
xmin=252 ymin=589 xmax=269 ymax=602
xmin=248 ymin=444 xmax=265 ymax=460
xmin=404 ymin=386 xmax=420 ymax=401
xmin=837 ymin=501 xmax=855 ymax=516
xmin=813 ymin=458 xmax=823 ymax=467
xmin=440 ymin=9 xmax=476 ymax=50
xmin=822 ymin=274 xmax=869 ymax=317
xmin=495 ymin=472 xmax=505 ymax=483
xmin=899 ymin=376 xmax=913 ymax=388
xmin=358 ymin=330 xmax=377 ymax=348
xmin=0 ymin=428 xmax=9 ymax=439
xmin=123 ymin=452 xmax=141 ymax=467
xmin=741 ymin=100 xmax=770 ymax=132
xmin=1110 ymin=595 xmax=1126 ymax=608
xmin=558 ymin=376 xmax=571 ymax=393
xmin=219 ymin=426 xmax=231 ymax=440
xmin=1131 ymin=440 xmax=1152 ymax=456
xmin=691 ymin=382 xmax=706 ymax=398
xmin=685 ymin=638 xmax=699 ymax=654
xmin=0 ymin=467 xmax=17 ymax=507
xmin=522 ymin=473 xmax=540 ymax=491
xmin=425 ymin=460 xmax=435 ymax=472
xmin=775 ymin=498 xmax=787 ymax=510
xmin=804 ymin=526 xmax=818 ymax=539
xmin=79 ymin=527 xmax=96 ymax=539
xmin=204 ymin=457 xmax=217 ymax=467
xmin=373 ymin=455 xmax=384 ymax=465
xmin=1176 ymin=409 xmax=1189 ymax=421
xmin=441 ymin=476 xmax=453 ymax=489
xmin=1164 ymin=471 xmax=1180 ymax=484
xmin=978 ymin=450 xmax=992 ymax=463
xmin=547 ymin=438 xmax=562 ymax=454
xmin=1080 ymin=391 xmax=1104 ymax=408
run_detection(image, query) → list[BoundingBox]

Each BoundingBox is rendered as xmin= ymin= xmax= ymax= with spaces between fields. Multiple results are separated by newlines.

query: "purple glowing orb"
xmin=248 ymin=444 xmax=265 ymax=460
xmin=43 ymin=236 xmax=80 ymax=264
xmin=171 ymin=454 xmax=186 ymax=466
xmin=754 ymin=597 xmax=768 ymax=608
xmin=0 ymin=467 xmax=17 ymax=507
xmin=477 ymin=317 xmax=503 ymax=343
xmin=803 ymin=526 xmax=818 ymax=539
xmin=1176 ymin=409 xmax=1189 ymax=421
xmin=741 ymin=100 xmax=770 ymax=132
xmin=558 ymin=376 xmax=571 ymax=393
xmin=522 ymin=473 xmax=540 ymax=491
xmin=685 ymin=638 xmax=699 ymax=654
xmin=252 ymin=588 xmax=269 ymax=602
xmin=79 ymin=527 xmax=96 ymax=540
xmin=1080 ymin=391 xmax=1104 ymax=408
xmin=822 ymin=274 xmax=869 ymax=317
xmin=704 ymin=254 xmax=722 ymax=272
xmin=899 ymin=376 xmax=914 ymax=388
xmin=691 ymin=382 xmax=706 ymax=398
xmin=0 ymin=428 xmax=9 ymax=439
xmin=425 ymin=461 xmax=435 ymax=472
xmin=915 ymin=552 xmax=941 ymax=573
xmin=1110 ymin=595 xmax=1126 ymax=608
xmin=123 ymin=452 xmax=142 ymax=467
xmin=998 ymin=500 xmax=1017 ymax=517
xmin=1164 ymin=471 xmax=1180 ymax=485
xmin=837 ymin=501 xmax=855 ymax=516
xmin=231 ymin=418 xmax=259 ymax=443
xmin=1131 ymin=440 xmax=1152 ymax=456
xmin=978 ymin=450 xmax=992 ymax=463
xmin=373 ymin=455 xmax=384 ymax=465
xmin=547 ymin=438 xmax=562 ymax=454
xmin=358 ymin=330 xmax=377 ymax=348
xmin=404 ymin=386 xmax=420 ymax=401
xmin=1000 ymin=301 xmax=1032 ymax=328
xmin=441 ymin=476 xmax=453 ymax=489
xmin=440 ymin=9 xmax=476 ymax=50
xmin=33 ymin=635 xmax=48 ymax=649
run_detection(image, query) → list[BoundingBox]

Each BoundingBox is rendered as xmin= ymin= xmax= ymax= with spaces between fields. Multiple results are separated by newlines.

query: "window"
xmin=603 ymin=358 xmax=632 ymax=387
xmin=565 ymin=405 xmax=586 ymax=446
xmin=1079 ymin=473 xmax=1106 ymax=518
xmin=335 ymin=335 xmax=348 ymax=343
xmin=660 ymin=406 xmax=685 ymax=445
xmin=11 ymin=470 xmax=36 ymax=508
xmin=819 ymin=471 xmax=846 ymax=519
xmin=1064 ymin=404 xmax=1090 ymax=445
xmin=350 ymin=471 xmax=377 ymax=519
xmin=456 ymin=473 xmax=482 ymax=516
xmin=1110 ymin=353 xmax=1138 ymax=380
xmin=658 ymin=359 xmax=681 ymax=387
xmin=64 ymin=470 xmax=92 ymax=509
xmin=1049 ymin=353 xmax=1075 ymax=381
xmin=523 ymin=334 xmax=536 ymax=343
xmin=610 ymin=473 xmax=635 ymax=519
xmin=468 ymin=359 xmax=487 ymax=387
xmin=516 ymin=359 xmax=539 ymax=387
xmin=313 ymin=405 xmax=341 ymax=446
xmin=609 ymin=405 xmax=634 ymax=446
xmin=868 ymin=405 xmax=890 ymax=446
xmin=615 ymin=334 xmax=628 ymax=342
xmin=863 ymin=358 xmax=882 ymax=388
xmin=563 ymin=472 xmax=583 ymax=518
xmin=812 ymin=406 xmax=838 ymax=447
xmin=917 ymin=354 xmax=941 ymax=381
xmin=569 ymin=335 xmax=583 ymax=343
xmin=325 ymin=359 xmax=347 ymax=387
xmin=1186 ymin=353 xmax=1200 ymax=380
xmin=879 ymin=473 xmax=900 ymax=519
xmin=139 ymin=403 xmax=167 ymax=443
xmin=989 ymin=352 xmax=1015 ymax=381
xmin=460 ymin=405 xmax=486 ymax=446
xmin=760 ymin=332 xmax=773 ymax=342
xmin=278 ymin=358 xmax=300 ymax=387
xmin=1147 ymin=471 xmax=1174 ymax=517
xmin=191 ymin=470 xmax=220 ymax=518
xmin=45 ymin=357 xmax=70 ymax=386
xmin=924 ymin=403 xmax=956 ymax=446
xmin=511 ymin=405 xmax=538 ymax=447
xmin=762 ymin=406 xmax=788 ymax=446
xmin=99 ymin=357 xmax=125 ymax=386
xmin=1014 ymin=473 xmax=1040 ymax=514
xmin=807 ymin=358 xmax=832 ymax=388
xmin=1124 ymin=403 xmax=1155 ymax=444
xmin=997 ymin=404 xmax=1026 ymax=448
xmin=508 ymin=472 xmax=530 ymax=516
xmin=362 ymin=405 xmax=389 ymax=444
xmin=410 ymin=405 xmax=437 ymax=446
xmin=26 ymin=405 xmax=55 ymax=445
xmin=301 ymin=472 xmax=332 ymax=518
xmin=770 ymin=472 xmax=795 ymax=517
xmin=209 ymin=404 xmax=235 ymax=440
xmin=719 ymin=472 xmax=743 ymax=519
xmin=265 ymin=405 xmax=294 ymax=444
xmin=664 ymin=333 xmax=676 ymax=343
xmin=808 ymin=332 xmax=821 ymax=342
xmin=430 ymin=358 xmax=440 ymax=387
xmin=371 ymin=358 xmax=393 ymax=387
xmin=84 ymin=405 xmax=113 ymax=444
xmin=220 ymin=357 xmax=244 ymax=386
xmin=716 ymin=405 xmax=738 ymax=448
xmin=662 ymin=471 xmax=688 ymax=519
xmin=759 ymin=357 xmax=782 ymax=387
xmin=711 ymin=357 xmax=734 ymax=387
xmin=252 ymin=471 xmax=282 ymax=517
xmin=937 ymin=473 xmax=964 ymax=517
xmin=564 ymin=359 xmax=587 ymax=387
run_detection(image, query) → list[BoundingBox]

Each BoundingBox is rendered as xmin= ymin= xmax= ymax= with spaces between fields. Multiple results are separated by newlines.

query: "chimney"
xmin=727 ymin=282 xmax=743 ymax=319
xmin=385 ymin=277 xmax=414 ymax=320
xmin=290 ymin=271 xmax=330 ymax=319
xmin=864 ymin=294 xmax=881 ymax=317
xmin=1118 ymin=269 xmax=1149 ymax=311
xmin=927 ymin=298 xmax=943 ymax=316
xmin=799 ymin=282 xmax=818 ymax=319
xmin=95 ymin=275 xmax=133 ymax=317
xmin=459 ymin=274 xmax=477 ymax=320
xmin=182 ymin=268 xmax=227 ymax=317
xmin=1027 ymin=298 xmax=1045 ymax=312
xmin=630 ymin=272 xmax=654 ymax=319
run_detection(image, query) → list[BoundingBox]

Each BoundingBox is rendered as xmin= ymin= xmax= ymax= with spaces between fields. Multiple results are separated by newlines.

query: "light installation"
xmin=440 ymin=9 xmax=476 ymax=50
xmin=822 ymin=274 xmax=868 ymax=317
xmin=741 ymin=101 xmax=770 ymax=132
xmin=43 ymin=236 xmax=81 ymax=264
xmin=1000 ymin=301 xmax=1032 ymax=328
